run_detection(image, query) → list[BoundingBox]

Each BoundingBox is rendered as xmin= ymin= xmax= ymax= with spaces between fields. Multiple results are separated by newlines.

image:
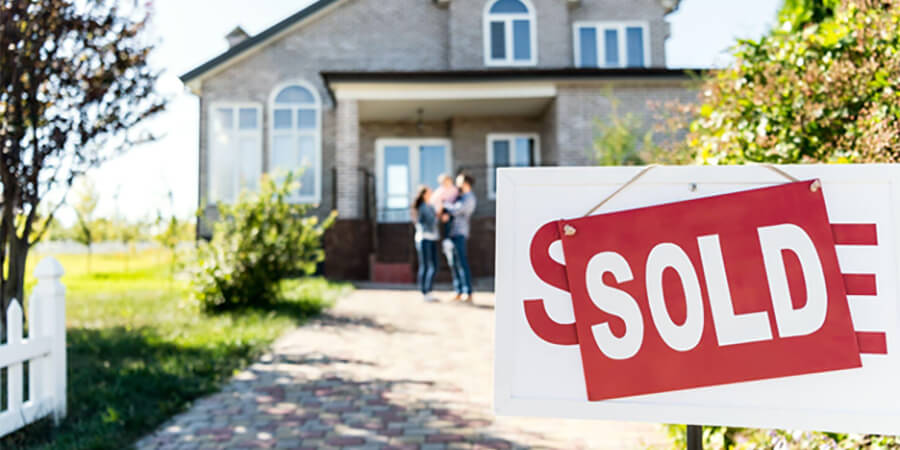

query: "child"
xmin=431 ymin=174 xmax=458 ymax=239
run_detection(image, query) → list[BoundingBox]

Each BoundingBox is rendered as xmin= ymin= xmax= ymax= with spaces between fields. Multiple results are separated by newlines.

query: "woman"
xmin=412 ymin=186 xmax=440 ymax=302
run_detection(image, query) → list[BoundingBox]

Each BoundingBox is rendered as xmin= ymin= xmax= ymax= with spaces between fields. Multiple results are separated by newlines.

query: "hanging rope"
xmin=582 ymin=164 xmax=805 ymax=217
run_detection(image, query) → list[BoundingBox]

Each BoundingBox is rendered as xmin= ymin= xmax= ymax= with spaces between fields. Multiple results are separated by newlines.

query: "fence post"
xmin=33 ymin=257 xmax=66 ymax=423
xmin=7 ymin=300 xmax=24 ymax=426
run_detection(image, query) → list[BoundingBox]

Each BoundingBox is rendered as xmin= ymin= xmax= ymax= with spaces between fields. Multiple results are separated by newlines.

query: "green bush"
xmin=688 ymin=0 xmax=900 ymax=164
xmin=191 ymin=173 xmax=335 ymax=311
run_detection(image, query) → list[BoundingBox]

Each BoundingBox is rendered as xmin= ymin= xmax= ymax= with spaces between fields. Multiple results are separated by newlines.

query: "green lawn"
xmin=1 ymin=248 xmax=350 ymax=450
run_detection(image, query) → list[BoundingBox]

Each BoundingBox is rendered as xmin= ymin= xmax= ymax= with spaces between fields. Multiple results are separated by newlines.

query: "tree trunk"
xmin=2 ymin=236 xmax=28 ymax=316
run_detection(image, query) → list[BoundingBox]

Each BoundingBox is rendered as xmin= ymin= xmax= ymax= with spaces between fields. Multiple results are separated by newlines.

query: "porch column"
xmin=335 ymin=98 xmax=361 ymax=219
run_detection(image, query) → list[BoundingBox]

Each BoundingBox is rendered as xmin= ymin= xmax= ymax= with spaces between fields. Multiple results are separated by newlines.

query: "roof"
xmin=180 ymin=0 xmax=342 ymax=83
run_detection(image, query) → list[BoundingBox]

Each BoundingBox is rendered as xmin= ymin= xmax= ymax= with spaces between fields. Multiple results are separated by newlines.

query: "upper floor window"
xmin=208 ymin=103 xmax=262 ymax=204
xmin=269 ymin=81 xmax=322 ymax=204
xmin=484 ymin=0 xmax=537 ymax=66
xmin=574 ymin=22 xmax=649 ymax=68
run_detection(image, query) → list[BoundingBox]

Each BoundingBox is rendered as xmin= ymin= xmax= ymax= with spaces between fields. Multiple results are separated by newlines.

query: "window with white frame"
xmin=574 ymin=22 xmax=649 ymax=68
xmin=269 ymin=82 xmax=322 ymax=203
xmin=208 ymin=103 xmax=262 ymax=204
xmin=484 ymin=0 xmax=537 ymax=66
xmin=376 ymin=138 xmax=452 ymax=223
xmin=487 ymin=133 xmax=539 ymax=199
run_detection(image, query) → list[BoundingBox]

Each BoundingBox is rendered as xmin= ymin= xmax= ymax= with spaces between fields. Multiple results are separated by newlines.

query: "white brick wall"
xmin=336 ymin=99 xmax=361 ymax=218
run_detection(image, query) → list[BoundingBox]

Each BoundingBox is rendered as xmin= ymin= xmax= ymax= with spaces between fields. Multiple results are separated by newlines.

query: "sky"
xmin=69 ymin=0 xmax=782 ymax=224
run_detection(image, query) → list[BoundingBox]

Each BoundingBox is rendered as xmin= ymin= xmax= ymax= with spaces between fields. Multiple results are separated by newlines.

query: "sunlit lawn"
xmin=2 ymin=248 xmax=350 ymax=450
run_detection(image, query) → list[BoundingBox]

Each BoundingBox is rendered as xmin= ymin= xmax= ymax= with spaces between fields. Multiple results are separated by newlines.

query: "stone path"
xmin=137 ymin=287 xmax=668 ymax=449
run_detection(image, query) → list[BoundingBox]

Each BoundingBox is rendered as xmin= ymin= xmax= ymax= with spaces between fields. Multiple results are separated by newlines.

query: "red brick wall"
xmin=324 ymin=217 xmax=497 ymax=281
xmin=324 ymin=219 xmax=374 ymax=280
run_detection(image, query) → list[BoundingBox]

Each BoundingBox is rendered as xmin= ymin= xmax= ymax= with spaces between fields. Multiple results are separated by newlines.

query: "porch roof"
xmin=323 ymin=68 xmax=699 ymax=121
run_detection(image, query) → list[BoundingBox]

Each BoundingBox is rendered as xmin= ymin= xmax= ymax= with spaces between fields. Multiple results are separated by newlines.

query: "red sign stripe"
xmin=857 ymin=331 xmax=888 ymax=354
xmin=843 ymin=274 xmax=877 ymax=296
xmin=832 ymin=224 xmax=878 ymax=245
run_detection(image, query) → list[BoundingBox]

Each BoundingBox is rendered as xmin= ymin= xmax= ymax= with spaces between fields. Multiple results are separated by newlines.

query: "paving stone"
xmin=135 ymin=289 xmax=667 ymax=450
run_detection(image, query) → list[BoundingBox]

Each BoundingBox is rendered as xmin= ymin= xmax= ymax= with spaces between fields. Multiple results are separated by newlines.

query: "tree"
xmin=71 ymin=177 xmax=99 ymax=273
xmin=0 ymin=0 xmax=163 ymax=314
xmin=116 ymin=219 xmax=142 ymax=272
xmin=779 ymin=0 xmax=840 ymax=31
xmin=155 ymin=189 xmax=188 ymax=278
xmin=688 ymin=0 xmax=900 ymax=164
xmin=593 ymin=94 xmax=695 ymax=166
xmin=592 ymin=96 xmax=646 ymax=166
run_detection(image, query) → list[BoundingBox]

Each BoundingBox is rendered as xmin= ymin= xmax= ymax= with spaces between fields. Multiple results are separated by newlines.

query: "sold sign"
xmin=528 ymin=181 xmax=862 ymax=400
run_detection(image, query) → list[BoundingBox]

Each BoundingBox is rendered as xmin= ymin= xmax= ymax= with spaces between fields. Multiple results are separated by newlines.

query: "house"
xmin=180 ymin=0 xmax=698 ymax=282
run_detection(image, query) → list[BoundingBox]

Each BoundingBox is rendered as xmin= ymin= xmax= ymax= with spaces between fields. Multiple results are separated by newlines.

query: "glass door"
xmin=376 ymin=139 xmax=452 ymax=222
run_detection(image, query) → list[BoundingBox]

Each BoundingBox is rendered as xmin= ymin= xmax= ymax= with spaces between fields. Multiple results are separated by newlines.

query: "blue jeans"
xmin=446 ymin=235 xmax=473 ymax=295
xmin=415 ymin=239 xmax=438 ymax=294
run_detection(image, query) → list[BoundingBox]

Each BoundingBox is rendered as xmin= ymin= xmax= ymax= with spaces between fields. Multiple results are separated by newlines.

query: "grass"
xmin=0 ymin=248 xmax=350 ymax=450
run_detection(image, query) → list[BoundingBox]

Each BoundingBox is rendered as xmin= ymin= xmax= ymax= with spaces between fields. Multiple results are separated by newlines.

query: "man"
xmin=443 ymin=173 xmax=476 ymax=302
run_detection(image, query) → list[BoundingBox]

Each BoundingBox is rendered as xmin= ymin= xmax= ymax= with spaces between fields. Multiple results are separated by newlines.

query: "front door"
xmin=376 ymin=138 xmax=452 ymax=223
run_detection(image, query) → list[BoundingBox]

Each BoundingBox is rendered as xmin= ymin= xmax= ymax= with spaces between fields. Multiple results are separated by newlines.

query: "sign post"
xmin=686 ymin=425 xmax=702 ymax=450
xmin=494 ymin=165 xmax=900 ymax=437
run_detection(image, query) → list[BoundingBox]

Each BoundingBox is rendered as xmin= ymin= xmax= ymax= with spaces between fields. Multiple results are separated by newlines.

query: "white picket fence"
xmin=0 ymin=257 xmax=66 ymax=438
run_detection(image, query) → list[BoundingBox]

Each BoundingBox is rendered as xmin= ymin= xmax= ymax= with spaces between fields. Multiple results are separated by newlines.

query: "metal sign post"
xmin=686 ymin=425 xmax=702 ymax=450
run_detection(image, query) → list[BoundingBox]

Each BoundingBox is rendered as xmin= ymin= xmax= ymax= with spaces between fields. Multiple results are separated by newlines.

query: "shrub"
xmin=688 ymin=0 xmax=900 ymax=164
xmin=191 ymin=173 xmax=336 ymax=311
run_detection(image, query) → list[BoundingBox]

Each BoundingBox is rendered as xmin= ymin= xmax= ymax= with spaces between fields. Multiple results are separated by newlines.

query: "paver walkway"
xmin=137 ymin=287 xmax=669 ymax=450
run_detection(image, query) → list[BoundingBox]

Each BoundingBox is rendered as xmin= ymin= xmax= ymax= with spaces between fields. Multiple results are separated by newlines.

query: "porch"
xmin=322 ymin=75 xmax=560 ymax=282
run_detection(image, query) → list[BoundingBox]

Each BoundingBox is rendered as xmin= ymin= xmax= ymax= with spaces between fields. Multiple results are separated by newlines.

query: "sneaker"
xmin=423 ymin=293 xmax=438 ymax=303
xmin=453 ymin=293 xmax=463 ymax=301
xmin=463 ymin=294 xmax=474 ymax=303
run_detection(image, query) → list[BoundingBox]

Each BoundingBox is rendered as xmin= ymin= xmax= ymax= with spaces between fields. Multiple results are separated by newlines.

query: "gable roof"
xmin=180 ymin=0 xmax=343 ymax=85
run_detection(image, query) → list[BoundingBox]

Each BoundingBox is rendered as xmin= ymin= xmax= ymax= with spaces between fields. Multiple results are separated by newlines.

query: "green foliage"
xmin=192 ymin=173 xmax=336 ymax=311
xmin=665 ymin=425 xmax=744 ymax=449
xmin=593 ymin=94 xmax=695 ymax=166
xmin=666 ymin=425 xmax=900 ymax=449
xmin=779 ymin=0 xmax=840 ymax=31
xmin=71 ymin=177 xmax=99 ymax=250
xmin=0 ymin=249 xmax=348 ymax=449
xmin=593 ymin=96 xmax=646 ymax=166
xmin=689 ymin=0 xmax=900 ymax=164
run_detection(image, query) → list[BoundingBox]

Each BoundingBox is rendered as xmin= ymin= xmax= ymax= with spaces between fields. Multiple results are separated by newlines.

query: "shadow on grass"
xmin=0 ymin=288 xmax=337 ymax=450
xmin=1 ymin=326 xmax=265 ymax=450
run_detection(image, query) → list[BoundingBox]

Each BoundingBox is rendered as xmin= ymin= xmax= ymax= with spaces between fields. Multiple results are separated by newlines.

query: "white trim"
xmin=573 ymin=21 xmax=651 ymax=68
xmin=331 ymin=82 xmax=557 ymax=101
xmin=486 ymin=132 xmax=541 ymax=200
xmin=207 ymin=101 xmax=264 ymax=205
xmin=483 ymin=0 xmax=538 ymax=67
xmin=267 ymin=79 xmax=323 ymax=205
xmin=375 ymin=138 xmax=454 ymax=223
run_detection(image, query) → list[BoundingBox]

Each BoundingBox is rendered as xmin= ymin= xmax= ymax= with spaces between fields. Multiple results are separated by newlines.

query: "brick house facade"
xmin=181 ymin=0 xmax=698 ymax=281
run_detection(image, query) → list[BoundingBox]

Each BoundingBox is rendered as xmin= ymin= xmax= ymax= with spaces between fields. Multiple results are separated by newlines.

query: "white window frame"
xmin=486 ymin=133 xmax=541 ymax=200
xmin=573 ymin=21 xmax=651 ymax=68
xmin=268 ymin=79 xmax=323 ymax=205
xmin=375 ymin=138 xmax=454 ymax=223
xmin=483 ymin=0 xmax=538 ymax=67
xmin=207 ymin=101 xmax=263 ymax=205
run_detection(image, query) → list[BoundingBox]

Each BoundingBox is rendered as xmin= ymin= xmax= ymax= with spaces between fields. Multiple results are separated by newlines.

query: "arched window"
xmin=269 ymin=82 xmax=322 ymax=204
xmin=484 ymin=0 xmax=536 ymax=66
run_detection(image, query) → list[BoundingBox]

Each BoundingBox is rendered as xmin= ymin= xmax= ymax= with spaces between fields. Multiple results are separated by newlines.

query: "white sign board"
xmin=494 ymin=165 xmax=900 ymax=435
